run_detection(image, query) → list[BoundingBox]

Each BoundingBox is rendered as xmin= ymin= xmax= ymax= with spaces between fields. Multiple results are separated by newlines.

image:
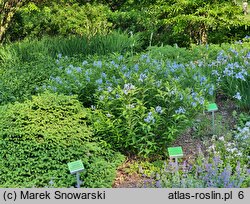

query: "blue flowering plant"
xmin=203 ymin=121 xmax=249 ymax=171
xmin=93 ymin=72 xmax=206 ymax=157
xmin=39 ymin=52 xmax=212 ymax=157
xmin=207 ymin=48 xmax=250 ymax=109
xmin=141 ymin=153 xmax=249 ymax=188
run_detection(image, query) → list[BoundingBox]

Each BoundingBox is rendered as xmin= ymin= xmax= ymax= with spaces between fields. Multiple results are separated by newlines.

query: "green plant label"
xmin=67 ymin=160 xmax=84 ymax=174
xmin=207 ymin=103 xmax=218 ymax=112
xmin=168 ymin=147 xmax=183 ymax=158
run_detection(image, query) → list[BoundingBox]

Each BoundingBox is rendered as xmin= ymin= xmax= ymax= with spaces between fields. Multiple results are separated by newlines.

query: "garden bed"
xmin=113 ymin=97 xmax=249 ymax=188
xmin=0 ymin=37 xmax=249 ymax=188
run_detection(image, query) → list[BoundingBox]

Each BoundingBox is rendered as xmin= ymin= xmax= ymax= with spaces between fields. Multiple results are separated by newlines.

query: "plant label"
xmin=207 ymin=103 xmax=218 ymax=112
xmin=168 ymin=146 xmax=183 ymax=158
xmin=67 ymin=160 xmax=84 ymax=174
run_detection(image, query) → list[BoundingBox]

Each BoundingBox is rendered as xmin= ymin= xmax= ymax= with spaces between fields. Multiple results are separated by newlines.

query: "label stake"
xmin=67 ymin=160 xmax=84 ymax=188
xmin=207 ymin=103 xmax=218 ymax=135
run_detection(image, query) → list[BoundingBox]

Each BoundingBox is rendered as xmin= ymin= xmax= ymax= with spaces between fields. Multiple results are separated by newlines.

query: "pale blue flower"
xmin=75 ymin=67 xmax=82 ymax=73
xmin=139 ymin=73 xmax=147 ymax=82
xmin=106 ymin=113 xmax=112 ymax=118
xmin=96 ymin=78 xmax=103 ymax=85
xmin=155 ymin=106 xmax=163 ymax=114
xmin=54 ymin=76 xmax=62 ymax=84
xmin=121 ymin=65 xmax=127 ymax=72
xmin=107 ymin=86 xmax=113 ymax=93
xmin=223 ymin=67 xmax=234 ymax=76
xmin=234 ymin=92 xmax=242 ymax=100
xmin=200 ymin=76 xmax=207 ymax=85
xmin=99 ymin=95 xmax=105 ymax=101
xmin=66 ymin=69 xmax=72 ymax=75
xmin=169 ymin=90 xmax=175 ymax=96
xmin=140 ymin=54 xmax=148 ymax=60
xmin=101 ymin=72 xmax=107 ymax=78
xmin=124 ymin=72 xmax=131 ymax=78
xmin=229 ymin=48 xmax=238 ymax=56
xmin=134 ymin=64 xmax=139 ymax=72
xmin=118 ymin=55 xmax=123 ymax=60
xmin=97 ymin=86 xmax=103 ymax=91
xmin=197 ymin=97 xmax=205 ymax=105
xmin=191 ymin=92 xmax=197 ymax=100
xmin=93 ymin=61 xmax=102 ymax=68
xmin=235 ymin=72 xmax=245 ymax=81
xmin=198 ymin=60 xmax=203 ymax=67
xmin=208 ymin=85 xmax=214 ymax=96
xmin=82 ymin=60 xmax=88 ymax=66
xmin=212 ymin=70 xmax=219 ymax=76
xmin=123 ymin=83 xmax=135 ymax=95
xmin=246 ymin=52 xmax=250 ymax=59
xmin=155 ymin=81 xmax=162 ymax=87
xmin=191 ymin=102 xmax=197 ymax=107
xmin=179 ymin=94 xmax=183 ymax=101
xmin=144 ymin=112 xmax=155 ymax=123
xmin=217 ymin=51 xmax=227 ymax=63
xmin=175 ymin=107 xmax=186 ymax=114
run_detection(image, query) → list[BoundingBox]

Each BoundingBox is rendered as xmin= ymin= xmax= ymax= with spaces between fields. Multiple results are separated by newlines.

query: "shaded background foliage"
xmin=1 ymin=0 xmax=250 ymax=46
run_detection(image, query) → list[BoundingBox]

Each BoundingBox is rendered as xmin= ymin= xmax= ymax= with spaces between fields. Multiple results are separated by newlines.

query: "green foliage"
xmin=233 ymin=111 xmax=250 ymax=128
xmin=146 ymin=41 xmax=250 ymax=109
xmin=202 ymin=116 xmax=249 ymax=170
xmin=0 ymin=54 xmax=58 ymax=105
xmin=2 ymin=31 xmax=140 ymax=61
xmin=93 ymin=79 xmax=204 ymax=157
xmin=146 ymin=45 xmax=196 ymax=63
xmin=0 ymin=92 xmax=124 ymax=187
xmin=161 ymin=0 xmax=249 ymax=44
xmin=40 ymin=52 xmax=210 ymax=157
xmin=192 ymin=112 xmax=230 ymax=138
xmin=9 ymin=2 xmax=112 ymax=40
xmin=125 ymin=151 xmax=249 ymax=188
xmin=207 ymin=42 xmax=250 ymax=110
xmin=156 ymin=154 xmax=249 ymax=188
xmin=0 ymin=32 xmax=141 ymax=105
xmin=2 ymin=0 xmax=250 ymax=46
xmin=125 ymin=160 xmax=164 ymax=177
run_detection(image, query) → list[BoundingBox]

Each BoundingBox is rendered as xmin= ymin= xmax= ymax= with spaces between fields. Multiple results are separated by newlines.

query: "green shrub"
xmin=0 ymin=55 xmax=58 ymax=105
xmin=0 ymin=92 xmax=124 ymax=187
xmin=9 ymin=2 xmax=112 ymax=40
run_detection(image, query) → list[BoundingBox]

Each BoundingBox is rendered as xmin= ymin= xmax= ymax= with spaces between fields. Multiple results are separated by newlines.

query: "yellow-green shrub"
xmin=0 ymin=92 xmax=124 ymax=187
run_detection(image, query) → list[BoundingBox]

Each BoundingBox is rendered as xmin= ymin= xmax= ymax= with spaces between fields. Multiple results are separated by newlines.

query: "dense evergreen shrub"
xmin=0 ymin=92 xmax=124 ymax=187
